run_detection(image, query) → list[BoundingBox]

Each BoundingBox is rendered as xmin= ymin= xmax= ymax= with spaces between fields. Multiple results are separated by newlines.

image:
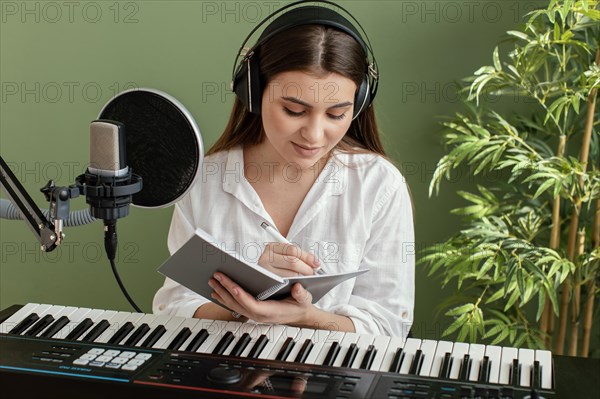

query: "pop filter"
xmin=98 ymin=88 xmax=203 ymax=208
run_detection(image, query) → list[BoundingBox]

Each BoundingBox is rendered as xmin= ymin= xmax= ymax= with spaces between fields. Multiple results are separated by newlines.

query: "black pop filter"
xmin=98 ymin=88 xmax=203 ymax=208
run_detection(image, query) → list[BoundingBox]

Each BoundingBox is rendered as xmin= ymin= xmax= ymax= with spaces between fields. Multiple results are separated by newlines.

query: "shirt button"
xmin=159 ymin=304 xmax=166 ymax=311
xmin=401 ymin=311 xmax=408 ymax=319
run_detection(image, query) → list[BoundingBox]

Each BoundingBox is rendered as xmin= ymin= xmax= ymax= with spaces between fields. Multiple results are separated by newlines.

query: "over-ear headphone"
xmin=230 ymin=0 xmax=379 ymax=120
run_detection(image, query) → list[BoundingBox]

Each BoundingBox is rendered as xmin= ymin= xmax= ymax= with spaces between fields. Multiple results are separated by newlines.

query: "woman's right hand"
xmin=258 ymin=242 xmax=320 ymax=277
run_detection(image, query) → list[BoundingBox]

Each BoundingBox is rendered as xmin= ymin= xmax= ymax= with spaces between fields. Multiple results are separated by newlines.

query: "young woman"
xmin=153 ymin=2 xmax=414 ymax=339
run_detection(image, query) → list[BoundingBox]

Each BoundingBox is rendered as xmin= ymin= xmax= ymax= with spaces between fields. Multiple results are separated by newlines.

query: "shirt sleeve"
xmin=328 ymin=174 xmax=415 ymax=339
xmin=152 ymin=198 xmax=211 ymax=318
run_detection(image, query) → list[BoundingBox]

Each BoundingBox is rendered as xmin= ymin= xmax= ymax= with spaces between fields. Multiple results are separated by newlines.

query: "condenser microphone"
xmin=76 ymin=120 xmax=142 ymax=260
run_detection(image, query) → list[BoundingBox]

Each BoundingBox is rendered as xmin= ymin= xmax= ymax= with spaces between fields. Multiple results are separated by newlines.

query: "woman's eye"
xmin=328 ymin=113 xmax=347 ymax=120
xmin=283 ymin=107 xmax=304 ymax=117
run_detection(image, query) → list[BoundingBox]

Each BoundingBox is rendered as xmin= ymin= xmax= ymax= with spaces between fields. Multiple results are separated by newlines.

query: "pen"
xmin=260 ymin=221 xmax=325 ymax=275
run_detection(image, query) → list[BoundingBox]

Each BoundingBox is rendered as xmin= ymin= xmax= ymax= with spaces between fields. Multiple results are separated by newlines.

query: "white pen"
xmin=260 ymin=221 xmax=325 ymax=275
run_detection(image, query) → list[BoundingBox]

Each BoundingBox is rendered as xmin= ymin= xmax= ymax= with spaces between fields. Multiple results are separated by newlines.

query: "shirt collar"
xmin=222 ymin=145 xmax=348 ymax=238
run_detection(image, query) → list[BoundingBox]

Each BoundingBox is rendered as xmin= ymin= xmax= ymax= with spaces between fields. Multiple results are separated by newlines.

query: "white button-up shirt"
xmin=153 ymin=145 xmax=414 ymax=339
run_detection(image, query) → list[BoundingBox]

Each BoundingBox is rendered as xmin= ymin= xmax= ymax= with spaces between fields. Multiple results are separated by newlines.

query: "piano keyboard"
xmin=0 ymin=303 xmax=559 ymax=399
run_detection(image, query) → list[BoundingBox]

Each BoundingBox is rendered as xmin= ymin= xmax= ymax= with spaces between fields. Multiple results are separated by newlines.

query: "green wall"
xmin=1 ymin=0 xmax=549 ymax=340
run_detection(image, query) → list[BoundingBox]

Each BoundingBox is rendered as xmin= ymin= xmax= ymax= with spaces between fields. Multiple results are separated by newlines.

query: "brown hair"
xmin=207 ymin=24 xmax=385 ymax=157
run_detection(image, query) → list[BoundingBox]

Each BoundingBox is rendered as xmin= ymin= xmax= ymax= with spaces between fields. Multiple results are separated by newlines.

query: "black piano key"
xmin=212 ymin=331 xmax=235 ymax=355
xmin=341 ymin=343 xmax=359 ymax=368
xmin=167 ymin=327 xmax=192 ymax=350
xmin=439 ymin=352 xmax=452 ymax=379
xmin=409 ymin=349 xmax=424 ymax=375
xmin=389 ymin=348 xmax=405 ymax=373
xmin=185 ymin=329 xmax=209 ymax=352
xmin=275 ymin=337 xmax=295 ymax=361
xmin=322 ymin=342 xmax=341 ymax=367
xmin=107 ymin=322 xmax=135 ymax=345
xmin=294 ymin=339 xmax=314 ymax=363
xmin=140 ymin=325 xmax=167 ymax=348
xmin=479 ymin=356 xmax=491 ymax=382
xmin=230 ymin=333 xmax=252 ymax=357
xmin=459 ymin=354 xmax=471 ymax=380
xmin=81 ymin=320 xmax=110 ymax=342
xmin=8 ymin=313 xmax=39 ymax=334
xmin=25 ymin=315 xmax=55 ymax=336
xmin=532 ymin=360 xmax=541 ymax=389
xmin=360 ymin=345 xmax=377 ymax=369
xmin=39 ymin=316 xmax=70 ymax=338
xmin=124 ymin=323 xmax=151 ymax=346
xmin=510 ymin=358 xmax=520 ymax=386
xmin=247 ymin=334 xmax=268 ymax=359
xmin=65 ymin=318 xmax=94 ymax=341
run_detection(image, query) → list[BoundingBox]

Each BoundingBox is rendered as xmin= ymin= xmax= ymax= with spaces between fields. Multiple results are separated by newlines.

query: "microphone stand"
xmin=0 ymin=155 xmax=79 ymax=252
xmin=0 ymin=154 xmax=143 ymax=313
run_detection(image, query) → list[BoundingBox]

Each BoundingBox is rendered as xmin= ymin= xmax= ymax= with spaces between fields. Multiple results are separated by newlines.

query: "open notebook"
xmin=158 ymin=228 xmax=368 ymax=306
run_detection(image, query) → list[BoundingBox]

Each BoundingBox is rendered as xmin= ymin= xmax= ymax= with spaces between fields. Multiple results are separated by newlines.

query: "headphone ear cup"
xmin=233 ymin=54 xmax=263 ymax=115
xmin=352 ymin=75 xmax=370 ymax=119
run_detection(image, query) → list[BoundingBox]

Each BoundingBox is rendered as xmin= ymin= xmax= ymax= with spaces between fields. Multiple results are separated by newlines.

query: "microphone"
xmin=75 ymin=120 xmax=142 ymax=261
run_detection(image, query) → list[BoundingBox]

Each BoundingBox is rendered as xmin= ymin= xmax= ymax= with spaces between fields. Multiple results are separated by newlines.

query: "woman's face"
xmin=260 ymin=70 xmax=357 ymax=170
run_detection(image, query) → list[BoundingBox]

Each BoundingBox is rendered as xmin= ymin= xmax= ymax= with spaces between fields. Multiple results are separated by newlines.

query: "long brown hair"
xmin=207 ymin=24 xmax=385 ymax=157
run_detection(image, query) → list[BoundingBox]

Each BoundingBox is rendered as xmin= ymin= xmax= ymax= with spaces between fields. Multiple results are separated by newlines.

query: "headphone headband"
xmin=231 ymin=0 xmax=379 ymax=118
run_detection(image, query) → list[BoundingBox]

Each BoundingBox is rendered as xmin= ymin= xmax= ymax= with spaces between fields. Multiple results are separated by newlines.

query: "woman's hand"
xmin=258 ymin=242 xmax=320 ymax=277
xmin=208 ymin=272 xmax=314 ymax=326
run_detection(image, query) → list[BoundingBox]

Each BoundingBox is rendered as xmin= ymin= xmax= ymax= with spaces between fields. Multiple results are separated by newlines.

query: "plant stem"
xmin=568 ymin=229 xmax=585 ymax=356
xmin=555 ymin=48 xmax=600 ymax=356
xmin=541 ymin=135 xmax=566 ymax=348
xmin=581 ymin=280 xmax=595 ymax=357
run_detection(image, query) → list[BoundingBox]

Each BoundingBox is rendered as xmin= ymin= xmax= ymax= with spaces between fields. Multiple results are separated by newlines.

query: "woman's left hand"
xmin=208 ymin=272 xmax=314 ymax=326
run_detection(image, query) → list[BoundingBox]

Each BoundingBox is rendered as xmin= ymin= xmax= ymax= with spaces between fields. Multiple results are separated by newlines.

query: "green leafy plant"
xmin=422 ymin=0 xmax=600 ymax=356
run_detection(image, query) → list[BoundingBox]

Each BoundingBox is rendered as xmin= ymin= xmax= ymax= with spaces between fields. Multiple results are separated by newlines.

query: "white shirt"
xmin=153 ymin=145 xmax=414 ymax=339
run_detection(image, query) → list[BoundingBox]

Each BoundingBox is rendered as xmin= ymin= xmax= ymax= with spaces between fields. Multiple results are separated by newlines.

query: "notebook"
xmin=157 ymin=228 xmax=368 ymax=306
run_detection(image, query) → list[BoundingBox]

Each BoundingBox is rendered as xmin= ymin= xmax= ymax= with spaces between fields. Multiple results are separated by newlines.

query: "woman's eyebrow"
xmin=281 ymin=96 xmax=353 ymax=109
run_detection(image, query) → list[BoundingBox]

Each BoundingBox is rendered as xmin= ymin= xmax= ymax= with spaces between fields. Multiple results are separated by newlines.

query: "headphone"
xmin=230 ymin=0 xmax=379 ymax=120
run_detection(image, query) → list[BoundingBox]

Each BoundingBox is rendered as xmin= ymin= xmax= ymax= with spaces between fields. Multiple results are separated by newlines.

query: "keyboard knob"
xmin=207 ymin=367 xmax=242 ymax=385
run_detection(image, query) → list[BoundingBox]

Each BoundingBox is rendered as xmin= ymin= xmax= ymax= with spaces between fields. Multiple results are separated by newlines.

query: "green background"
xmin=3 ymin=0 xmax=582 ymax=347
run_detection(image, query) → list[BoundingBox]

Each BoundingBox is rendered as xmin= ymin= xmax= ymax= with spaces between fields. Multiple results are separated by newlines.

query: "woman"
xmin=153 ymin=2 xmax=414 ymax=339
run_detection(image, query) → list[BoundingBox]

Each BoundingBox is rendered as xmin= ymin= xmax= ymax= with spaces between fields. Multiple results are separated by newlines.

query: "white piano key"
xmin=133 ymin=314 xmax=173 ymax=347
xmin=535 ymin=349 xmax=553 ymax=389
xmin=332 ymin=332 xmax=360 ymax=368
xmin=350 ymin=334 xmax=376 ymax=369
xmin=195 ymin=320 xmax=229 ymax=353
xmin=377 ymin=336 xmax=406 ymax=372
xmin=76 ymin=310 xmax=116 ymax=341
xmin=467 ymin=343 xmax=486 ymax=381
xmin=0 ymin=303 xmax=41 ymax=333
xmin=499 ymin=347 xmax=518 ymax=385
xmin=223 ymin=323 xmax=257 ymax=356
xmin=518 ymin=348 xmax=535 ymax=387
xmin=265 ymin=325 xmax=300 ymax=360
xmin=120 ymin=313 xmax=157 ymax=344
xmin=285 ymin=328 xmax=315 ymax=362
xmin=399 ymin=338 xmax=422 ymax=374
xmin=204 ymin=321 xmax=243 ymax=354
xmin=312 ymin=330 xmax=346 ymax=366
xmin=429 ymin=340 xmax=454 ymax=378
xmin=257 ymin=324 xmax=287 ymax=360
xmin=94 ymin=312 xmax=136 ymax=343
xmin=303 ymin=329 xmax=331 ymax=364
xmin=171 ymin=318 xmax=212 ymax=351
xmin=448 ymin=342 xmax=470 ymax=379
xmin=38 ymin=306 xmax=79 ymax=337
xmin=53 ymin=307 xmax=93 ymax=339
xmin=151 ymin=316 xmax=189 ymax=349
xmin=366 ymin=335 xmax=391 ymax=371
xmin=418 ymin=339 xmax=439 ymax=377
xmin=485 ymin=345 xmax=502 ymax=384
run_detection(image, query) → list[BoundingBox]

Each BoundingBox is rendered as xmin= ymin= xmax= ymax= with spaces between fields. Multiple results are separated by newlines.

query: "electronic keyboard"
xmin=0 ymin=303 xmax=598 ymax=398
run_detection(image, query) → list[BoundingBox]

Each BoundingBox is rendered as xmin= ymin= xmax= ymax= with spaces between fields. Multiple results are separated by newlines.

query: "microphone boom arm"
xmin=0 ymin=155 xmax=79 ymax=252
